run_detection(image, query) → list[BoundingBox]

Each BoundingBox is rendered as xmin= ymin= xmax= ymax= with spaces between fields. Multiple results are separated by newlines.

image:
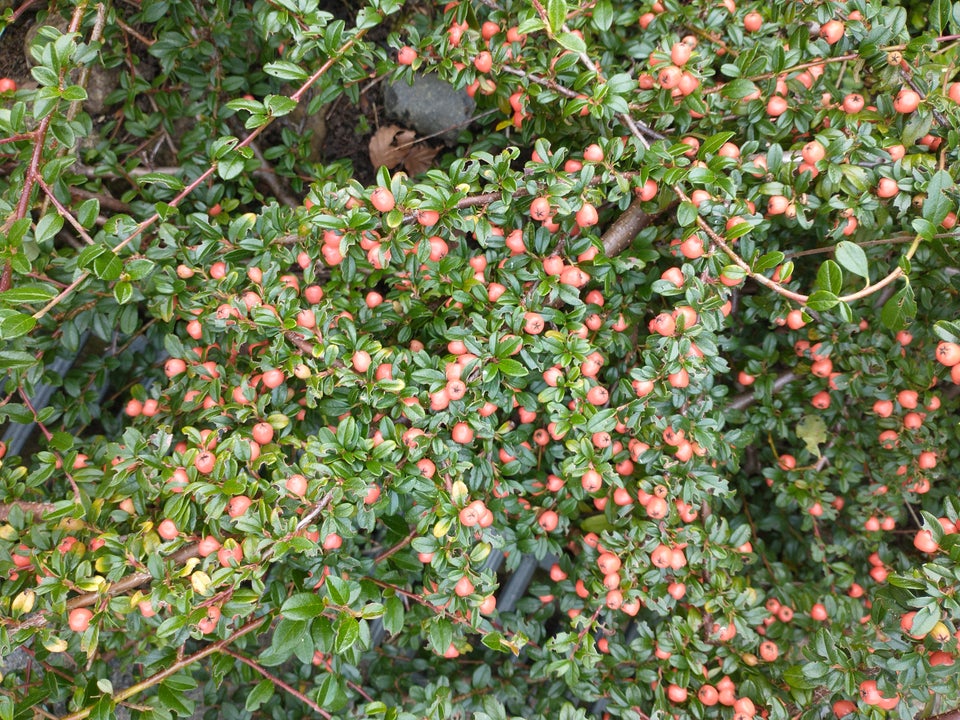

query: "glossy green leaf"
xmin=834 ymin=241 xmax=869 ymax=279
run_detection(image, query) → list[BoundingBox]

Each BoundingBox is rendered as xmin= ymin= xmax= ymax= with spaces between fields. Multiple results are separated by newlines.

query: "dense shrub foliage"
xmin=1 ymin=0 xmax=960 ymax=718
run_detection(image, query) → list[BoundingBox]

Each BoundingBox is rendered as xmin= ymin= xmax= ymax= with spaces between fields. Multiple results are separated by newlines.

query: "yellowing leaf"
xmin=796 ymin=415 xmax=827 ymax=458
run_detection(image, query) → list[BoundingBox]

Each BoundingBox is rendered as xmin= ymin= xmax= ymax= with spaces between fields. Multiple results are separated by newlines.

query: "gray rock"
xmin=382 ymin=73 xmax=474 ymax=146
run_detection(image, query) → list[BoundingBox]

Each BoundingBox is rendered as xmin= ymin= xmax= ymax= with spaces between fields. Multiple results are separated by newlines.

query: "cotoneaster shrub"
xmin=0 ymin=0 xmax=959 ymax=718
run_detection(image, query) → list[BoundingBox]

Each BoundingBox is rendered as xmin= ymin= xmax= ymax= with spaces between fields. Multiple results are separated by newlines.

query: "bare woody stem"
xmin=679 ymin=186 xmax=925 ymax=307
xmin=220 ymin=647 xmax=332 ymax=718
xmin=32 ymin=30 xmax=368 ymax=322
xmin=1 ymin=1 xmax=90 ymax=292
xmin=8 ymin=492 xmax=332 ymax=632
xmin=57 ymin=616 xmax=268 ymax=720
xmin=0 ymin=501 xmax=57 ymax=521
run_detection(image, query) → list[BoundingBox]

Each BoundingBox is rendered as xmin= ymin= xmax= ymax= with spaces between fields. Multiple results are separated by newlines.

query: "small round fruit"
xmin=583 ymin=143 xmax=604 ymax=162
xmin=397 ymin=46 xmax=417 ymax=65
xmin=157 ymin=519 xmax=179 ymax=540
xmin=68 ymin=607 xmax=94 ymax=632
xmin=743 ymin=12 xmax=762 ymax=32
xmin=530 ymin=197 xmax=551 ymax=221
xmin=935 ymin=341 xmax=960 ymax=367
xmin=474 ymin=51 xmax=493 ymax=73
xmin=370 ymin=187 xmax=396 ymax=213
xmin=575 ymin=202 xmax=599 ymax=228
xmin=893 ymin=88 xmax=921 ymax=113
xmin=454 ymin=576 xmax=475 ymax=597
xmin=227 ymin=495 xmax=252 ymax=518
xmin=841 ymin=93 xmax=864 ymax=114
xmin=819 ymin=19 xmax=844 ymax=44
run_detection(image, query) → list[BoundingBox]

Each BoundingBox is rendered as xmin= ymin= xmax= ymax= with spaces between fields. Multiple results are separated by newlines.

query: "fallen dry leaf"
xmin=369 ymin=125 xmax=409 ymax=169
xmin=402 ymin=143 xmax=440 ymax=175
xmin=368 ymin=124 xmax=438 ymax=174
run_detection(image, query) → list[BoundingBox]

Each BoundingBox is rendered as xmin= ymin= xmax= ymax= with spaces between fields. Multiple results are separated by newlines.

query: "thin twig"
xmin=6 ymin=545 xmax=200 ymax=632
xmin=0 ymin=502 xmax=57 ymax=521
xmin=220 ymin=647 xmax=332 ymax=718
xmin=57 ymin=616 xmax=268 ymax=720
xmin=32 ymin=30 xmax=369 ymax=322
xmin=729 ymin=371 xmax=799 ymax=411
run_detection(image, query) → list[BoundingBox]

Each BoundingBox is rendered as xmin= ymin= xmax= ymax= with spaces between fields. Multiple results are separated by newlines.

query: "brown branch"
xmin=220 ymin=647 xmax=332 ymax=718
xmin=373 ymin=530 xmax=416 ymax=563
xmin=1 ymin=3 xmax=91 ymax=292
xmin=31 ymin=29 xmax=370 ymax=323
xmin=7 ymin=545 xmax=200 ymax=632
xmin=0 ymin=501 xmax=56 ymax=521
xmin=57 ymin=615 xmax=268 ymax=720
xmin=284 ymin=331 xmax=316 ymax=355
xmin=601 ymin=198 xmax=674 ymax=256
xmin=36 ymin=176 xmax=95 ymax=245
xmin=729 ymin=371 xmax=799 ymax=411
xmin=701 ymin=54 xmax=860 ymax=97
xmin=926 ymin=707 xmax=960 ymax=720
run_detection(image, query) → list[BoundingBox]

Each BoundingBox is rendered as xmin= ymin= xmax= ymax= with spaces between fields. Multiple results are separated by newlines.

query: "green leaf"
xmin=495 ymin=358 xmax=527 ymax=378
xmin=33 ymin=87 xmax=60 ymax=121
xmin=720 ymin=79 xmax=759 ymax=100
xmin=158 ymin=679 xmax=195 ymax=717
xmin=1 ymin=285 xmax=56 ymax=304
xmin=315 ymin=674 xmax=347 ymax=711
xmin=114 ymin=281 xmax=133 ymax=305
xmin=783 ymin=666 xmax=820 ymax=690
xmin=49 ymin=431 xmax=74 ymax=452
xmin=834 ymin=241 xmax=868 ymax=279
xmin=517 ymin=17 xmax=545 ymax=35
xmin=933 ymin=320 xmax=960 ymax=343
xmin=923 ymin=170 xmax=953 ymax=227
xmin=267 ymin=617 xmax=311 ymax=663
xmin=796 ymin=415 xmax=827 ymax=458
xmin=4 ymin=217 xmax=31 ymax=248
xmin=263 ymin=61 xmax=309 ymax=81
xmin=35 ymin=214 xmax=63 ymax=245
xmin=60 ymin=85 xmax=87 ymax=101
xmin=244 ymin=679 xmax=275 ymax=712
xmin=427 ymin=617 xmax=453 ymax=655
xmin=592 ymin=0 xmax=613 ymax=31
xmin=280 ymin=593 xmax=325 ymax=621
xmin=217 ymin=155 xmax=246 ymax=181
xmin=677 ymin=201 xmax=697 ymax=227
xmin=226 ymin=98 xmax=265 ymax=114
xmin=754 ymin=251 xmax=784 ymax=273
xmin=556 ymin=32 xmax=586 ymax=54
xmin=31 ymin=66 xmax=59 ymax=87
xmin=930 ymin=0 xmax=950 ymax=33
xmin=0 ymin=314 xmax=37 ymax=340
xmin=77 ymin=198 xmax=100 ymax=228
xmin=815 ymin=260 xmax=842 ymax=295
xmin=136 ymin=172 xmax=185 ymax=190
xmin=880 ymin=285 xmax=916 ymax=330
xmin=93 ymin=249 xmax=123 ymax=281
xmin=482 ymin=631 xmax=508 ymax=652
xmin=383 ymin=596 xmax=404 ymax=635
xmin=912 ymin=217 xmax=937 ymax=241
xmin=725 ymin=222 xmax=753 ymax=240
xmin=0 ymin=695 xmax=13 ymax=720
xmin=910 ymin=603 xmax=941 ymax=638
xmin=700 ymin=131 xmax=736 ymax=157
xmin=335 ymin=615 xmax=360 ymax=653
xmin=805 ymin=290 xmax=839 ymax=311
xmin=547 ymin=0 xmax=567 ymax=33
xmin=89 ymin=697 xmax=113 ymax=720
xmin=264 ymin=94 xmax=298 ymax=117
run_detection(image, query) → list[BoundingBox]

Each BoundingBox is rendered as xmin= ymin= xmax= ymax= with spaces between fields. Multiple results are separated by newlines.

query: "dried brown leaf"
xmin=402 ymin=143 xmax=440 ymax=175
xmin=369 ymin=124 xmax=438 ymax=174
xmin=368 ymin=125 xmax=406 ymax=169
